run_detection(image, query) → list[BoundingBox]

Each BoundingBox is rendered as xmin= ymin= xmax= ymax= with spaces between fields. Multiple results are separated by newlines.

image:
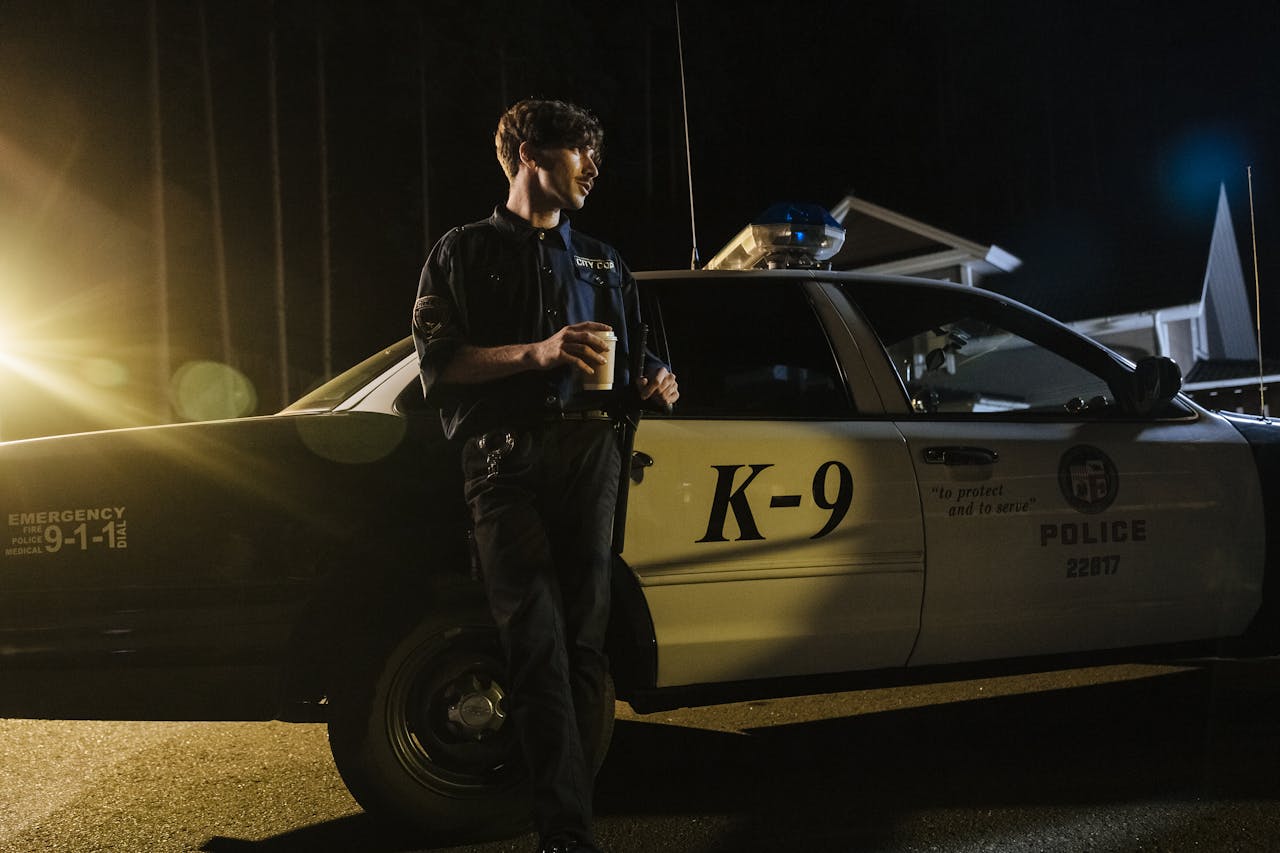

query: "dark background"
xmin=1 ymin=0 xmax=1277 ymax=438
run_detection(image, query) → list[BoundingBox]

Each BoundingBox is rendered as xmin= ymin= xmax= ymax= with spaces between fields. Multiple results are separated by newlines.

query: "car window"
xmin=645 ymin=278 xmax=853 ymax=418
xmin=847 ymin=284 xmax=1123 ymax=418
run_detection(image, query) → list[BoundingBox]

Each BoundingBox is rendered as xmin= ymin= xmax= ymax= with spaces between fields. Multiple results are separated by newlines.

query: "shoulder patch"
xmin=413 ymin=295 xmax=453 ymax=337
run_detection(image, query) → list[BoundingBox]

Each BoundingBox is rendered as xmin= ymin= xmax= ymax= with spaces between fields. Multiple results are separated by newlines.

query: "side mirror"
xmin=1128 ymin=356 xmax=1182 ymax=415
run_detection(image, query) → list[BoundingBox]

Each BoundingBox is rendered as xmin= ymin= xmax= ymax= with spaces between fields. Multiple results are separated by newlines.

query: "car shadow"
xmin=201 ymin=666 xmax=1280 ymax=852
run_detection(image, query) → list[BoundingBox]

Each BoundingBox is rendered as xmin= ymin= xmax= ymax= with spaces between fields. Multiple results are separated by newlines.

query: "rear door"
xmin=622 ymin=275 xmax=924 ymax=688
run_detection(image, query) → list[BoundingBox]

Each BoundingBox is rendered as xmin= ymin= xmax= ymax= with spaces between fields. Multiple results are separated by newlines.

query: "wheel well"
xmin=277 ymin=542 xmax=661 ymax=719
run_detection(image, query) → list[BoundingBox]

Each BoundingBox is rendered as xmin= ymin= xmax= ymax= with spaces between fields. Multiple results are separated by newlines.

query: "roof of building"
xmin=826 ymin=195 xmax=1021 ymax=275
xmin=704 ymin=193 xmax=1020 ymax=278
xmin=1183 ymin=358 xmax=1280 ymax=385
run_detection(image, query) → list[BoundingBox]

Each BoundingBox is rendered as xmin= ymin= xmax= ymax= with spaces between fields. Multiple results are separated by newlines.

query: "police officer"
xmin=412 ymin=99 xmax=678 ymax=853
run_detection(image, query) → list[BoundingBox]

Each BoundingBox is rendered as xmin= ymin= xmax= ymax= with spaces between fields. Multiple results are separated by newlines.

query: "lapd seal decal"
xmin=1058 ymin=445 xmax=1117 ymax=514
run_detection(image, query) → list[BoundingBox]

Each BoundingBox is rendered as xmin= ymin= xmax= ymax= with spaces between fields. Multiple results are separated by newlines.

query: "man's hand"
xmin=637 ymin=366 xmax=679 ymax=407
xmin=532 ymin=322 xmax=613 ymax=375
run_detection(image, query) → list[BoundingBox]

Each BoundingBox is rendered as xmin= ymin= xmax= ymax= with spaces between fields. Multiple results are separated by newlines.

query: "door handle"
xmin=630 ymin=450 xmax=654 ymax=483
xmin=923 ymin=446 xmax=999 ymax=465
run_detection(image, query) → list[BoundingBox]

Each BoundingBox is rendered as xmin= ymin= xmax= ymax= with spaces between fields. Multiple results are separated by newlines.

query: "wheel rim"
xmin=384 ymin=626 xmax=522 ymax=796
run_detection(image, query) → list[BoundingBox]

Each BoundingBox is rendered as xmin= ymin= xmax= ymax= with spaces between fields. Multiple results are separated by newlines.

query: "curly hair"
xmin=494 ymin=99 xmax=604 ymax=179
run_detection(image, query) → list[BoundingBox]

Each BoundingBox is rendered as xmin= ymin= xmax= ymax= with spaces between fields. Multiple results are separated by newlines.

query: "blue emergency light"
xmin=749 ymin=203 xmax=846 ymax=269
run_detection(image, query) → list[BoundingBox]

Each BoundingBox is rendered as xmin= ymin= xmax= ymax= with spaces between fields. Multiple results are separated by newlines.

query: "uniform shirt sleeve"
xmin=411 ymin=230 xmax=469 ymax=401
xmin=619 ymin=256 xmax=669 ymax=380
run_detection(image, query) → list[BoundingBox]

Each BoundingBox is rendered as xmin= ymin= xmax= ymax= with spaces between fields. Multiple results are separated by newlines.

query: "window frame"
xmin=837 ymin=279 xmax=1197 ymax=423
xmin=640 ymin=276 xmax=857 ymax=421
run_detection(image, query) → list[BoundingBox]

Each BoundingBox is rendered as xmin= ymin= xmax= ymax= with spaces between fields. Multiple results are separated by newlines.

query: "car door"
xmin=843 ymin=281 xmax=1265 ymax=665
xmin=621 ymin=275 xmax=924 ymax=688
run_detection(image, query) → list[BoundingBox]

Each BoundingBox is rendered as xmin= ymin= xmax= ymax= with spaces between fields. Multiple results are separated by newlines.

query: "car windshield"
xmin=279 ymin=338 xmax=415 ymax=413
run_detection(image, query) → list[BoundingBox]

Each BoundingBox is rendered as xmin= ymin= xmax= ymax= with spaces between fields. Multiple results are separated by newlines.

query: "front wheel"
xmin=327 ymin=610 xmax=615 ymax=837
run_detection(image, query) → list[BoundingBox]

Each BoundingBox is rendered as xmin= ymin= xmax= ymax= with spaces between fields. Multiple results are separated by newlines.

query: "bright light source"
xmin=0 ymin=316 xmax=21 ymax=372
xmin=0 ymin=308 xmax=156 ymax=434
xmin=0 ymin=266 xmax=163 ymax=436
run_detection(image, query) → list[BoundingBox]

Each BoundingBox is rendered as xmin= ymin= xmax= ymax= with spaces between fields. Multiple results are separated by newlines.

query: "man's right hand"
xmin=532 ymin=322 xmax=613 ymax=375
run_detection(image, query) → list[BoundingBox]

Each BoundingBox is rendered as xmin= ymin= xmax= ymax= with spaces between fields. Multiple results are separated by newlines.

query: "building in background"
xmin=707 ymin=193 xmax=1022 ymax=287
xmin=1065 ymin=185 xmax=1275 ymax=415
xmin=825 ymin=194 xmax=1022 ymax=286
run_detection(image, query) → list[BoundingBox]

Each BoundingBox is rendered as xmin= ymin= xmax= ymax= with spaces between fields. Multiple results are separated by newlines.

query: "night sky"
xmin=1 ymin=0 xmax=1278 ymax=438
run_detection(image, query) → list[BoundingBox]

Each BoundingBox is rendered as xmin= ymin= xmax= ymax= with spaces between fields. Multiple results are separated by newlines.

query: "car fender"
xmin=606 ymin=555 xmax=658 ymax=699
xmin=1219 ymin=412 xmax=1280 ymax=653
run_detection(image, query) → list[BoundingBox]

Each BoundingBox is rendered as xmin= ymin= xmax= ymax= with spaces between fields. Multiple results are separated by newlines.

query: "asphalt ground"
xmin=1 ymin=661 xmax=1277 ymax=853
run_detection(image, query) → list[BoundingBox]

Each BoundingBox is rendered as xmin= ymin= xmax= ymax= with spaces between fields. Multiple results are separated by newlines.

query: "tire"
xmin=326 ymin=606 xmax=615 ymax=837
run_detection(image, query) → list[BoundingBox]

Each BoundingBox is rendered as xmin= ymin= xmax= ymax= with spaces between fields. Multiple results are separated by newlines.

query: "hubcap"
xmin=446 ymin=675 xmax=508 ymax=738
xmin=385 ymin=627 xmax=521 ymax=793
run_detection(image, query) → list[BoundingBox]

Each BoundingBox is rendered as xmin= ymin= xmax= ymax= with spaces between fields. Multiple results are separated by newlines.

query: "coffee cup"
xmin=583 ymin=331 xmax=618 ymax=391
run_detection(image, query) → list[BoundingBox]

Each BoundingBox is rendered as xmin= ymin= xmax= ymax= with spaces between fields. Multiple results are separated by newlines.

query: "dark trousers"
xmin=461 ymin=419 xmax=620 ymax=845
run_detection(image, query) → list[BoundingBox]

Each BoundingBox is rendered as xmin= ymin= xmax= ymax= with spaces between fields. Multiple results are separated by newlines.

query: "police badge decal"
xmin=1057 ymin=445 xmax=1118 ymax=514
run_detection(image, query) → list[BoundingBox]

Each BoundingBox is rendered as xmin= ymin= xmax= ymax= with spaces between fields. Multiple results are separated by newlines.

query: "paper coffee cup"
xmin=583 ymin=331 xmax=618 ymax=391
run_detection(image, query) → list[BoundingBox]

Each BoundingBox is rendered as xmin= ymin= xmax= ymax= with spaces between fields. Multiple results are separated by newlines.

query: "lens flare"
xmin=169 ymin=361 xmax=258 ymax=422
xmin=80 ymin=357 xmax=130 ymax=388
xmin=294 ymin=412 xmax=407 ymax=464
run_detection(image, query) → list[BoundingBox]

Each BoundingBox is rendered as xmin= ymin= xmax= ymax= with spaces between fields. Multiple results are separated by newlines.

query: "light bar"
xmin=749 ymin=203 xmax=846 ymax=269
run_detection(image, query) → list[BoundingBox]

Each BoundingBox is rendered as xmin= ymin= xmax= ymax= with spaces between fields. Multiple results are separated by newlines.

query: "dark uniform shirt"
xmin=413 ymin=205 xmax=661 ymax=439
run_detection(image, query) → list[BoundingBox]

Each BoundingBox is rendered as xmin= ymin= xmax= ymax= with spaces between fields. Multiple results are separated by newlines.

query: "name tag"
xmin=574 ymin=255 xmax=616 ymax=271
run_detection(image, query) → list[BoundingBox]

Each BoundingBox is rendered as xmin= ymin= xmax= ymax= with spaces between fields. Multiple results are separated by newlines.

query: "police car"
xmin=1 ymin=209 xmax=1278 ymax=836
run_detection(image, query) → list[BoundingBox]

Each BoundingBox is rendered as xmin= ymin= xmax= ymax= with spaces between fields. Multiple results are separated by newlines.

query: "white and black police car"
xmin=2 ymin=205 xmax=1278 ymax=835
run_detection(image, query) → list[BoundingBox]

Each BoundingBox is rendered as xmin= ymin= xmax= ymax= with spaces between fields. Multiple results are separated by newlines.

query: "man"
xmin=411 ymin=99 xmax=678 ymax=853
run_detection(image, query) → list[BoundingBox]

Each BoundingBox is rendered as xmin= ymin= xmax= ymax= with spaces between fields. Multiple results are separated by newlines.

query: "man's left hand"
xmin=637 ymin=367 xmax=679 ymax=407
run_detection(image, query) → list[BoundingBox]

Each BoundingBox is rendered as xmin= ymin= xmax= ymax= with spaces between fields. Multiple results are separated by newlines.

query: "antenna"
xmin=1248 ymin=166 xmax=1265 ymax=416
xmin=674 ymin=1 xmax=699 ymax=269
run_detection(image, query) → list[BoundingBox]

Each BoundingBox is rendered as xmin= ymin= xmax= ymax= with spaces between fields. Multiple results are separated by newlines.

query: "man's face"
xmin=532 ymin=146 xmax=599 ymax=211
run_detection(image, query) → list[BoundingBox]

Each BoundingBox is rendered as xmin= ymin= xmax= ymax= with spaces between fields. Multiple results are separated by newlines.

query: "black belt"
xmin=550 ymin=409 xmax=611 ymax=421
xmin=461 ymin=411 xmax=613 ymax=443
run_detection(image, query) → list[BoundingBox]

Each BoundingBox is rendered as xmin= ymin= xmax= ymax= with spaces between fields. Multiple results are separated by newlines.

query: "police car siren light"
xmin=749 ymin=203 xmax=846 ymax=269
